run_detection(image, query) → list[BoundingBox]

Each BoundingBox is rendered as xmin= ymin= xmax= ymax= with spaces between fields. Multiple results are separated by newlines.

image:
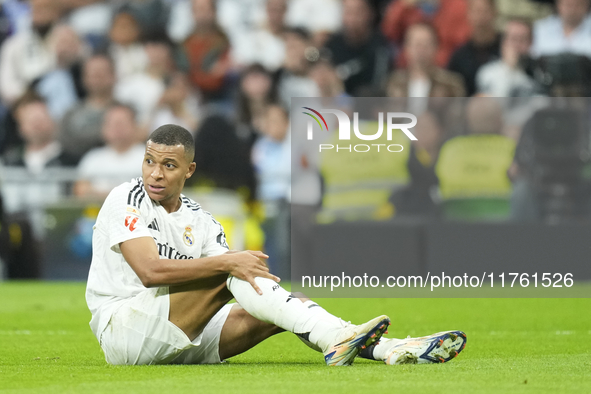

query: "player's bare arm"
xmin=120 ymin=236 xmax=280 ymax=294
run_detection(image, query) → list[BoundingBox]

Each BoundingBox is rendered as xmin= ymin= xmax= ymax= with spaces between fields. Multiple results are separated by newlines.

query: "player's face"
xmin=142 ymin=141 xmax=196 ymax=211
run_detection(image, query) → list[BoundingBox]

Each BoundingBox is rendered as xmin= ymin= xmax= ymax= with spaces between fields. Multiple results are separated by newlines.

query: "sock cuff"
xmin=358 ymin=343 xmax=376 ymax=360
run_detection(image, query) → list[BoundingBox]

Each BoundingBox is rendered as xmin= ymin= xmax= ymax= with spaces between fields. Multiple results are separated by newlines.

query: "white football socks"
xmin=298 ymin=300 xmax=347 ymax=352
xmin=226 ymin=276 xmax=343 ymax=352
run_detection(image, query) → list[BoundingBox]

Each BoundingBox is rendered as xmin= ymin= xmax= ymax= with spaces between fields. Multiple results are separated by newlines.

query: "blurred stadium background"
xmin=0 ymin=0 xmax=591 ymax=286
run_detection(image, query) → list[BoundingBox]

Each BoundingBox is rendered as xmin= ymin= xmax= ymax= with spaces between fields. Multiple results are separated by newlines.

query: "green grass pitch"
xmin=1 ymin=282 xmax=590 ymax=393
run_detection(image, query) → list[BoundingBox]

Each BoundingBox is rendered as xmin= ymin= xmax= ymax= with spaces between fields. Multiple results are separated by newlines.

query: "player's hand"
xmin=226 ymin=250 xmax=280 ymax=295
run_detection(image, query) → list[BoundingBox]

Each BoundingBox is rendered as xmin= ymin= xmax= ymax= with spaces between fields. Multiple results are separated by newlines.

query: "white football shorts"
xmin=99 ymin=287 xmax=233 ymax=365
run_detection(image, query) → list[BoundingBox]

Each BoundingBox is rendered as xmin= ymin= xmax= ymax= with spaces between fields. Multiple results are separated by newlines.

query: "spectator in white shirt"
xmin=115 ymin=40 xmax=175 ymax=131
xmin=531 ymin=0 xmax=591 ymax=58
xmin=274 ymin=27 xmax=320 ymax=108
xmin=0 ymin=93 xmax=75 ymax=236
xmin=64 ymin=0 xmax=113 ymax=50
xmin=477 ymin=18 xmax=538 ymax=97
xmin=0 ymin=0 xmax=61 ymax=105
xmin=149 ymin=72 xmax=201 ymax=134
xmin=285 ymin=0 xmax=342 ymax=46
xmin=60 ymin=54 xmax=117 ymax=163
xmin=309 ymin=57 xmax=351 ymax=102
xmin=74 ymin=103 xmax=146 ymax=199
xmin=231 ymin=0 xmax=287 ymax=71
xmin=108 ymin=9 xmax=148 ymax=81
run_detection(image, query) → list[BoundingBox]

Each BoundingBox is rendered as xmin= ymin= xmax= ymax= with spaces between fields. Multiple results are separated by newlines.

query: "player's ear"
xmin=186 ymin=162 xmax=196 ymax=179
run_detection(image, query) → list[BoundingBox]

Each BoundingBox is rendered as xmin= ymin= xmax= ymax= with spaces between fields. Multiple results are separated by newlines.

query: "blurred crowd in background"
xmin=0 ymin=0 xmax=591 ymax=279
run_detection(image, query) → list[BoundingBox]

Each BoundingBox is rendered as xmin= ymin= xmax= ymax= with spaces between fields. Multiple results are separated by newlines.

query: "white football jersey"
xmin=85 ymin=177 xmax=229 ymax=340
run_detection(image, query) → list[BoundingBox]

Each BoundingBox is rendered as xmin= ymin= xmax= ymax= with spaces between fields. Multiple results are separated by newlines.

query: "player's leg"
xmin=217 ymin=304 xmax=284 ymax=360
xmin=168 ymin=277 xmax=318 ymax=347
xmin=217 ymin=302 xmax=392 ymax=360
xmin=217 ymin=297 xmax=337 ymax=358
xmin=169 ymin=273 xmax=389 ymax=365
xmin=226 ymin=275 xmax=390 ymax=365
xmin=358 ymin=331 xmax=468 ymax=364
xmin=168 ymin=274 xmax=234 ymax=340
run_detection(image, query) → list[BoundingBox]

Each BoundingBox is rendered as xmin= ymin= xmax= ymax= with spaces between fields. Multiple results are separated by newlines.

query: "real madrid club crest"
xmin=183 ymin=226 xmax=194 ymax=246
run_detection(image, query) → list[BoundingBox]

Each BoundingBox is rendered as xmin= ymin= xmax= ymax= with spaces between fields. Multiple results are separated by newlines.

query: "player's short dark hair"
xmin=149 ymin=124 xmax=195 ymax=162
